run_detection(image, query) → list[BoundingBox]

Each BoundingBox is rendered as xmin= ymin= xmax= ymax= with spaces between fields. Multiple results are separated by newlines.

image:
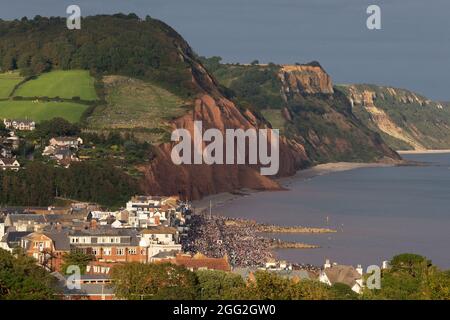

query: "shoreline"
xmin=397 ymin=149 xmax=450 ymax=155
xmin=192 ymin=161 xmax=397 ymax=213
xmin=277 ymin=162 xmax=396 ymax=188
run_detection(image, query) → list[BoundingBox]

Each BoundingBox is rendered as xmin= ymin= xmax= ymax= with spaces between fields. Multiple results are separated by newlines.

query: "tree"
xmin=329 ymin=283 xmax=359 ymax=300
xmin=61 ymin=251 xmax=94 ymax=275
xmin=34 ymin=117 xmax=80 ymax=140
xmin=230 ymin=271 xmax=334 ymax=300
xmin=196 ymin=270 xmax=245 ymax=300
xmin=110 ymin=262 xmax=198 ymax=300
xmin=0 ymin=121 xmax=9 ymax=136
xmin=0 ymin=248 xmax=57 ymax=299
xmin=362 ymin=253 xmax=450 ymax=300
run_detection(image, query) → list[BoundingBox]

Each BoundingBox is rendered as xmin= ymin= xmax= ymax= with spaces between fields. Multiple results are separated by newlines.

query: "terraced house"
xmin=68 ymin=227 xmax=149 ymax=264
xmin=3 ymin=118 xmax=35 ymax=131
xmin=20 ymin=231 xmax=70 ymax=271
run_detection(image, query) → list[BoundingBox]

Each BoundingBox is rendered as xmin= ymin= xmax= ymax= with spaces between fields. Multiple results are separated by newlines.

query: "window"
xmin=103 ymin=248 xmax=111 ymax=256
xmin=128 ymin=248 xmax=137 ymax=255
xmin=116 ymin=248 xmax=125 ymax=256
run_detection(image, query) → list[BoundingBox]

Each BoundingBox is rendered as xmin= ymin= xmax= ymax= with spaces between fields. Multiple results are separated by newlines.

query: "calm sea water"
xmin=217 ymin=153 xmax=450 ymax=269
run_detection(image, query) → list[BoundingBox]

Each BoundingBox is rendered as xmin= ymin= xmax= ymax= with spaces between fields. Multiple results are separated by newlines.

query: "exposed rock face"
xmin=342 ymin=84 xmax=450 ymax=150
xmin=137 ymin=31 xmax=397 ymax=199
xmin=140 ymin=94 xmax=308 ymax=199
xmin=140 ymin=58 xmax=401 ymax=199
xmin=274 ymin=65 xmax=399 ymax=163
xmin=140 ymin=49 xmax=308 ymax=199
xmin=279 ymin=63 xmax=334 ymax=96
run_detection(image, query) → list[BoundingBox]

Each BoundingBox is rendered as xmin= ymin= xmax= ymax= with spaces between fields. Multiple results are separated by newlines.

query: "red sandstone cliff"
xmin=279 ymin=63 xmax=334 ymax=96
xmin=139 ymin=45 xmax=397 ymax=199
xmin=139 ymin=49 xmax=308 ymax=199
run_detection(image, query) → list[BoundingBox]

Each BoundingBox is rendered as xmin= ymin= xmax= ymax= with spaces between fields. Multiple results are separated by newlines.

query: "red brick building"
xmin=68 ymin=228 xmax=149 ymax=263
xmin=158 ymin=253 xmax=231 ymax=272
xmin=21 ymin=231 xmax=70 ymax=272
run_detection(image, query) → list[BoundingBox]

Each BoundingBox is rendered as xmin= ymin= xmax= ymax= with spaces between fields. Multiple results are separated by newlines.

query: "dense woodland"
xmin=0 ymin=161 xmax=139 ymax=208
xmin=0 ymin=248 xmax=57 ymax=299
xmin=1 ymin=248 xmax=449 ymax=300
xmin=107 ymin=253 xmax=450 ymax=300
xmin=0 ymin=14 xmax=199 ymax=97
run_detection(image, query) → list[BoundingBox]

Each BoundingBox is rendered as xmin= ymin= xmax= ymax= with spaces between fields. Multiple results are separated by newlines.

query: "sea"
xmin=217 ymin=153 xmax=450 ymax=269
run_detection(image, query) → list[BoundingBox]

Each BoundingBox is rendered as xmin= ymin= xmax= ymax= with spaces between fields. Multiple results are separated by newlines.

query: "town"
xmin=0 ymin=117 xmax=393 ymax=300
xmin=0 ymin=189 xmax=382 ymax=300
xmin=0 ymin=9 xmax=448 ymax=303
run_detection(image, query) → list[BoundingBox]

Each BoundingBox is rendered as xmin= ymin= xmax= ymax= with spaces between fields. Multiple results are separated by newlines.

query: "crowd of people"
xmin=181 ymin=213 xmax=274 ymax=267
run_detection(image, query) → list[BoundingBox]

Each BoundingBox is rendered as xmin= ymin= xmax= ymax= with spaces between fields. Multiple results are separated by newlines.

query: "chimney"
xmin=90 ymin=219 xmax=97 ymax=230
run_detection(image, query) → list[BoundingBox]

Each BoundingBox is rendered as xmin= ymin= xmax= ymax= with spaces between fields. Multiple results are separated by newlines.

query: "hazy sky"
xmin=1 ymin=0 xmax=449 ymax=100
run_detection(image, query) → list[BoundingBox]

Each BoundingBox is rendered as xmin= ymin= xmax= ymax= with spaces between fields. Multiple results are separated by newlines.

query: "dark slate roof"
xmin=7 ymin=213 xmax=65 ymax=224
xmin=151 ymin=250 xmax=179 ymax=259
xmin=6 ymin=119 xmax=35 ymax=124
xmin=0 ymin=158 xmax=18 ymax=165
xmin=78 ymin=274 xmax=111 ymax=281
xmin=62 ymin=283 xmax=115 ymax=296
xmin=8 ymin=214 xmax=47 ymax=223
xmin=141 ymin=226 xmax=177 ymax=235
xmin=70 ymin=227 xmax=137 ymax=237
xmin=1 ymin=231 xmax=31 ymax=245
xmin=52 ymin=272 xmax=115 ymax=296
xmin=0 ymin=207 xmax=26 ymax=215
xmin=69 ymin=228 xmax=140 ymax=246
xmin=44 ymin=231 xmax=71 ymax=251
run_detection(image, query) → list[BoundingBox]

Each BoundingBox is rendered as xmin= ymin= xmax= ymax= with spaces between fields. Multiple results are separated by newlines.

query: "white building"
xmin=4 ymin=119 xmax=35 ymax=131
xmin=139 ymin=226 xmax=182 ymax=260
xmin=319 ymin=259 xmax=364 ymax=294
xmin=126 ymin=196 xmax=174 ymax=227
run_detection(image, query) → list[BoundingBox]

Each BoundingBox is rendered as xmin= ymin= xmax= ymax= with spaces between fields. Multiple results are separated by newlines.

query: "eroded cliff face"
xmin=140 ymin=94 xmax=308 ymax=199
xmin=343 ymin=84 xmax=450 ymax=150
xmin=139 ymin=50 xmax=308 ymax=199
xmin=279 ymin=63 xmax=334 ymax=96
xmin=275 ymin=65 xmax=399 ymax=163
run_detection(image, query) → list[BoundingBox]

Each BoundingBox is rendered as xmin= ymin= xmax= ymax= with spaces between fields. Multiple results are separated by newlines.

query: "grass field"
xmin=14 ymin=70 xmax=98 ymax=100
xmin=0 ymin=71 xmax=24 ymax=99
xmin=87 ymin=75 xmax=187 ymax=143
xmin=0 ymin=100 xmax=89 ymax=123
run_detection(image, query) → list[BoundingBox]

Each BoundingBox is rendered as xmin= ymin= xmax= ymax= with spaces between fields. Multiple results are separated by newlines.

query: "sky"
xmin=1 ymin=0 xmax=449 ymax=101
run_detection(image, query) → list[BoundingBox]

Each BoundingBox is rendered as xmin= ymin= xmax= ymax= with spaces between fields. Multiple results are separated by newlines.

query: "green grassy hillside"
xmin=0 ymin=70 xmax=96 ymax=123
xmin=86 ymin=75 xmax=188 ymax=143
xmin=0 ymin=14 xmax=202 ymax=98
xmin=202 ymin=57 xmax=397 ymax=163
xmin=0 ymin=71 xmax=24 ymax=98
xmin=338 ymin=84 xmax=450 ymax=150
xmin=0 ymin=100 xmax=89 ymax=123
xmin=14 ymin=70 xmax=98 ymax=100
